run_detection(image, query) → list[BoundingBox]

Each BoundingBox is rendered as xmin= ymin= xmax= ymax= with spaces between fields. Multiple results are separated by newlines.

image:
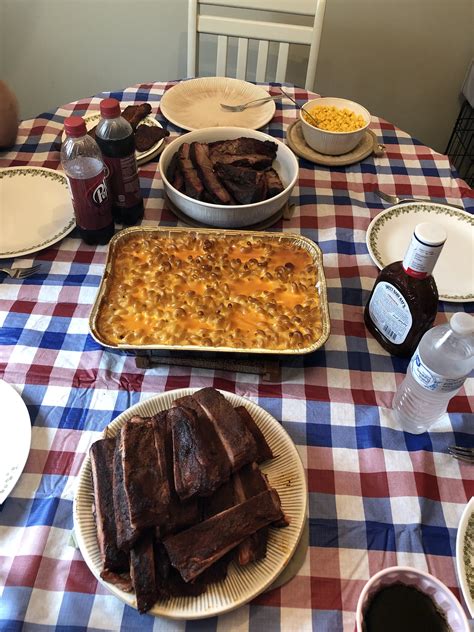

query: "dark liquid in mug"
xmin=363 ymin=583 xmax=451 ymax=632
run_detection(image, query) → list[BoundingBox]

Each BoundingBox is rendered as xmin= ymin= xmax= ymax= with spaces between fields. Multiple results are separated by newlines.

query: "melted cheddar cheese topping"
xmin=96 ymin=233 xmax=323 ymax=349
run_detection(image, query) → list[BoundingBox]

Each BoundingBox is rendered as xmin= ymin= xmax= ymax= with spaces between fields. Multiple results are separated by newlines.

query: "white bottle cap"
xmin=450 ymin=312 xmax=474 ymax=335
xmin=414 ymin=223 xmax=447 ymax=246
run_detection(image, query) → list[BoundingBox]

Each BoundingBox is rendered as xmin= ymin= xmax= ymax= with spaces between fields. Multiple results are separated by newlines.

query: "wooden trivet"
xmin=135 ymin=352 xmax=281 ymax=382
xmin=286 ymin=120 xmax=385 ymax=166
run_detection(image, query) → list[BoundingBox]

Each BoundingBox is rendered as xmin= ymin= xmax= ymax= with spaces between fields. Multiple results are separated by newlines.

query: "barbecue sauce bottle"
xmin=364 ymin=222 xmax=447 ymax=358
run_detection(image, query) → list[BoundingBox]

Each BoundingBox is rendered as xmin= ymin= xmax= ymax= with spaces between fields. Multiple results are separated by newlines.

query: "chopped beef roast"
xmin=89 ymin=387 xmax=287 ymax=614
xmin=163 ymin=489 xmax=284 ymax=582
xmin=130 ymin=531 xmax=158 ymax=613
xmin=120 ymin=418 xmax=170 ymax=530
xmin=235 ymin=406 xmax=273 ymax=463
xmin=191 ymin=387 xmax=257 ymax=471
xmin=122 ymin=103 xmax=152 ymax=130
xmin=90 ymin=437 xmax=129 ymax=573
xmin=167 ymin=136 xmax=284 ymax=204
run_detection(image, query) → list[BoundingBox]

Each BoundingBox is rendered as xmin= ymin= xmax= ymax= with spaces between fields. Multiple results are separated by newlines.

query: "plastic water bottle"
xmin=392 ymin=312 xmax=474 ymax=434
xmin=61 ymin=116 xmax=114 ymax=245
xmin=95 ymin=98 xmax=144 ymax=225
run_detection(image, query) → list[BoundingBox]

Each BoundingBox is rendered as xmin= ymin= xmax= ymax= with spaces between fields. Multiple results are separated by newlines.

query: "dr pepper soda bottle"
xmin=95 ymin=98 xmax=144 ymax=225
xmin=61 ymin=116 xmax=114 ymax=245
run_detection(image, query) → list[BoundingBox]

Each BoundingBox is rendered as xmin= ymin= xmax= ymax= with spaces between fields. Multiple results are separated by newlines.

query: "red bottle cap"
xmin=100 ymin=98 xmax=121 ymax=119
xmin=64 ymin=116 xmax=87 ymax=137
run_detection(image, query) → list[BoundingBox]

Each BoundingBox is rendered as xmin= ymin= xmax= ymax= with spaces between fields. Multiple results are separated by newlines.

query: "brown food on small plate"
xmin=89 ymin=387 xmax=284 ymax=614
xmin=134 ymin=124 xmax=169 ymax=152
xmin=122 ymin=103 xmax=152 ymax=130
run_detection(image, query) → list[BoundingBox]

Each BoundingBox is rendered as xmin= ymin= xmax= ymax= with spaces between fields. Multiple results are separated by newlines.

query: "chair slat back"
xmin=187 ymin=0 xmax=326 ymax=90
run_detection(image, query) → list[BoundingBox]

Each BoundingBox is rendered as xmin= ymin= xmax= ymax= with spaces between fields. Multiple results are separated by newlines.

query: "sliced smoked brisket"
xmin=113 ymin=440 xmax=140 ymax=551
xmin=191 ymin=142 xmax=234 ymax=205
xmin=163 ymin=489 xmax=284 ymax=582
xmin=214 ymin=163 xmax=267 ymax=204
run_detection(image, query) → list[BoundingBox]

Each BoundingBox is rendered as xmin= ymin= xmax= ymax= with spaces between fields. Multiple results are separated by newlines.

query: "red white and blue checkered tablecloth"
xmin=0 ymin=81 xmax=473 ymax=632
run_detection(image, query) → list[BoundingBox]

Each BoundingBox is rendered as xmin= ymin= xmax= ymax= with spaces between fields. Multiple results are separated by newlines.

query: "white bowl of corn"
xmin=299 ymin=97 xmax=370 ymax=155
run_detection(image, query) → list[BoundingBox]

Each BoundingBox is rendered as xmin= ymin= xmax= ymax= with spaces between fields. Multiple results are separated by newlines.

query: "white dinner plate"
xmin=159 ymin=77 xmax=276 ymax=131
xmin=61 ymin=113 xmax=166 ymax=166
xmin=0 ymin=379 xmax=32 ymax=504
xmin=366 ymin=202 xmax=474 ymax=302
xmin=73 ymin=388 xmax=307 ymax=620
xmin=456 ymin=496 xmax=474 ymax=618
xmin=0 ymin=167 xmax=75 ymax=259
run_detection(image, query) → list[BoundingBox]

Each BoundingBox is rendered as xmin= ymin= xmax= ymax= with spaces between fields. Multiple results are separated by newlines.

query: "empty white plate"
xmin=366 ymin=202 xmax=474 ymax=302
xmin=159 ymin=77 xmax=276 ymax=131
xmin=0 ymin=379 xmax=32 ymax=504
xmin=0 ymin=167 xmax=75 ymax=259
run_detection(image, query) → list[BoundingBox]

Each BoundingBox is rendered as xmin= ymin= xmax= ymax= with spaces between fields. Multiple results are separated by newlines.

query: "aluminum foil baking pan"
xmin=89 ymin=226 xmax=330 ymax=355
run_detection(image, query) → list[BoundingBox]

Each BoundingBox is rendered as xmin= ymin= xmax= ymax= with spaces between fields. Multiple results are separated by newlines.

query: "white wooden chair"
xmin=187 ymin=0 xmax=327 ymax=91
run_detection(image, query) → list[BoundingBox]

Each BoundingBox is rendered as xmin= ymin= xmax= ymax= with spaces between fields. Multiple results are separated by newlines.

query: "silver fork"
xmin=220 ymin=94 xmax=282 ymax=112
xmin=374 ymin=189 xmax=464 ymax=210
xmin=448 ymin=446 xmax=474 ymax=464
xmin=0 ymin=264 xmax=43 ymax=279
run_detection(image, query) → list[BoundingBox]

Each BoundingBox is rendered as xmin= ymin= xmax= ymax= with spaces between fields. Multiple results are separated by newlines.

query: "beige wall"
xmin=2 ymin=0 xmax=473 ymax=153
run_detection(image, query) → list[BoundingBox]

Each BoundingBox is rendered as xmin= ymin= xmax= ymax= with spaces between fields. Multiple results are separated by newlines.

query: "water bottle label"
xmin=368 ymin=281 xmax=412 ymax=344
xmin=411 ymin=349 xmax=466 ymax=392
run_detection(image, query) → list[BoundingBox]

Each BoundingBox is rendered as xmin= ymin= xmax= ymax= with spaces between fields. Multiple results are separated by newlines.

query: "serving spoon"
xmin=374 ymin=189 xmax=464 ymax=210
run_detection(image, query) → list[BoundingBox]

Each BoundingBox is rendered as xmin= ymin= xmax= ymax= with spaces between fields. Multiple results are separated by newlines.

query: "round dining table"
xmin=0 ymin=80 xmax=473 ymax=632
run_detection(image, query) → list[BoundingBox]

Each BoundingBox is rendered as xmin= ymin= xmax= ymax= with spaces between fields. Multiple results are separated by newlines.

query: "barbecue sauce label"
xmin=368 ymin=281 xmax=412 ymax=344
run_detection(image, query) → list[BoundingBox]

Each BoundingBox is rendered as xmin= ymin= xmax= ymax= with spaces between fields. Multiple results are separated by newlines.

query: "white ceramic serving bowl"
xmin=299 ymin=97 xmax=370 ymax=156
xmin=159 ymin=127 xmax=299 ymax=228
xmin=355 ymin=566 xmax=470 ymax=632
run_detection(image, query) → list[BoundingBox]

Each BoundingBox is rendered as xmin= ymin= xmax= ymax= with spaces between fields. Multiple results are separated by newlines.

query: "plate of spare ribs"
xmin=74 ymin=387 xmax=307 ymax=619
xmin=62 ymin=103 xmax=169 ymax=166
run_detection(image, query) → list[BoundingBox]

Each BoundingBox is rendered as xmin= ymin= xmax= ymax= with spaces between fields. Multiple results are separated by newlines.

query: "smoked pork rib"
xmin=169 ymin=405 xmax=230 ymax=500
xmin=120 ymin=418 xmax=170 ymax=530
xmin=113 ymin=440 xmax=140 ymax=551
xmin=163 ymin=489 xmax=284 ymax=582
xmin=235 ymin=406 xmax=273 ymax=463
xmin=130 ymin=531 xmax=158 ymax=614
xmin=191 ymin=388 xmax=257 ymax=471
xmin=90 ymin=437 xmax=129 ymax=573
xmin=154 ymin=410 xmax=200 ymax=536
xmin=233 ymin=463 xmax=270 ymax=565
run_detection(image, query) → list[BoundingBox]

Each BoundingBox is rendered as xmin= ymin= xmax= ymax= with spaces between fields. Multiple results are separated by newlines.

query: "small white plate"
xmin=0 ymin=380 xmax=32 ymax=504
xmin=0 ymin=167 xmax=75 ymax=259
xmin=61 ymin=113 xmax=166 ymax=166
xmin=366 ymin=202 xmax=474 ymax=302
xmin=456 ymin=496 xmax=474 ymax=618
xmin=73 ymin=388 xmax=307 ymax=620
xmin=159 ymin=77 xmax=276 ymax=131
